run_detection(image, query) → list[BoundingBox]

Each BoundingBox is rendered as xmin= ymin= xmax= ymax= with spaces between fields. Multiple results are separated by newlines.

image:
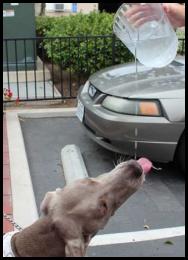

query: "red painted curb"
xmin=3 ymin=115 xmax=14 ymax=232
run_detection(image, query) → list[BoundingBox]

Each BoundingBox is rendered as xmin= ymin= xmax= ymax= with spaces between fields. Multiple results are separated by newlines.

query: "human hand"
xmin=124 ymin=3 xmax=185 ymax=28
xmin=124 ymin=4 xmax=161 ymax=28
xmin=163 ymin=3 xmax=185 ymax=28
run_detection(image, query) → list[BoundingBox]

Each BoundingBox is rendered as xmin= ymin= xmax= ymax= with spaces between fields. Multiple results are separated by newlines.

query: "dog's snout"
xmin=125 ymin=160 xmax=143 ymax=178
xmin=134 ymin=165 xmax=143 ymax=178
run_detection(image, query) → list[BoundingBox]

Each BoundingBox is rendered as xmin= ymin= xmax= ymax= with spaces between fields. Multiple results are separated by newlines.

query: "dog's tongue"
xmin=137 ymin=157 xmax=152 ymax=174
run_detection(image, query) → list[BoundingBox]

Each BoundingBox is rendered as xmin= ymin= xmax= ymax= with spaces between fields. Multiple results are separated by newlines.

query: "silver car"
xmin=77 ymin=57 xmax=185 ymax=172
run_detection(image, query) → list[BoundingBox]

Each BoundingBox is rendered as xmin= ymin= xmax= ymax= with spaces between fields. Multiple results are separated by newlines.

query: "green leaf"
xmin=143 ymin=225 xmax=150 ymax=230
xmin=164 ymin=240 xmax=174 ymax=245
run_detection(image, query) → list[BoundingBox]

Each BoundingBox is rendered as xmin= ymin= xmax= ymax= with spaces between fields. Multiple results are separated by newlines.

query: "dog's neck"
xmin=11 ymin=216 xmax=66 ymax=257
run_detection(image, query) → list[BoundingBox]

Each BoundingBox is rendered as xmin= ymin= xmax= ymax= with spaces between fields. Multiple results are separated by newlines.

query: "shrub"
xmin=36 ymin=12 xmax=134 ymax=74
xmin=36 ymin=16 xmax=58 ymax=37
xmin=176 ymin=29 xmax=185 ymax=55
xmin=36 ymin=12 xmax=114 ymax=37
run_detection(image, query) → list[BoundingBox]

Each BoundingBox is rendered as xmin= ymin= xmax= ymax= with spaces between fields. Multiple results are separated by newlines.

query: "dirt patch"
xmin=45 ymin=62 xmax=89 ymax=98
xmin=5 ymin=99 xmax=78 ymax=110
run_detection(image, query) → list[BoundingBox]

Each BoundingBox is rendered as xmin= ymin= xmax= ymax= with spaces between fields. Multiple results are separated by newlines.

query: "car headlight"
xmin=102 ymin=96 xmax=162 ymax=116
xmin=88 ymin=83 xmax=97 ymax=98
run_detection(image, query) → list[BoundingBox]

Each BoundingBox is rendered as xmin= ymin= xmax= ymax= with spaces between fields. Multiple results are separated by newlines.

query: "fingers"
xmin=162 ymin=3 xmax=170 ymax=14
xmin=125 ymin=4 xmax=152 ymax=19
xmin=131 ymin=15 xmax=160 ymax=28
xmin=123 ymin=4 xmax=161 ymax=28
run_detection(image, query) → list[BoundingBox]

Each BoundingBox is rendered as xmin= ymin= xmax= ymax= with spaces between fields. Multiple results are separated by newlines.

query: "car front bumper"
xmin=77 ymin=84 xmax=184 ymax=162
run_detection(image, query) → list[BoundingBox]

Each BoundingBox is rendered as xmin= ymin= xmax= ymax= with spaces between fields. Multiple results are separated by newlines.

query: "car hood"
xmin=89 ymin=62 xmax=185 ymax=99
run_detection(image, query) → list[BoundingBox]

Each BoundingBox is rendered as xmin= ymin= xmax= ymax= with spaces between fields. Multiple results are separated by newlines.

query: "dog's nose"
xmin=137 ymin=157 xmax=152 ymax=174
xmin=133 ymin=162 xmax=143 ymax=178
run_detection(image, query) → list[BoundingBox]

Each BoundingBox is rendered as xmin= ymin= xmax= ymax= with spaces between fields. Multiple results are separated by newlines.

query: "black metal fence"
xmin=178 ymin=38 xmax=185 ymax=56
xmin=3 ymin=36 xmax=185 ymax=103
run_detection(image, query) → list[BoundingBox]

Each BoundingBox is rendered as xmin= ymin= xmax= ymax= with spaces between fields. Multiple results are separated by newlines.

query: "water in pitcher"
xmin=135 ymin=35 xmax=178 ymax=68
xmin=118 ymin=33 xmax=178 ymax=68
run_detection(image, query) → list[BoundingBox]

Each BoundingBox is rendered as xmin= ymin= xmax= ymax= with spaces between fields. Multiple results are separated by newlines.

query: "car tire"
xmin=176 ymin=132 xmax=185 ymax=174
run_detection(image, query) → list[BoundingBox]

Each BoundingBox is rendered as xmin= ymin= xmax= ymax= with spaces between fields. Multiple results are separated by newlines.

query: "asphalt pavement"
xmin=20 ymin=116 xmax=185 ymax=257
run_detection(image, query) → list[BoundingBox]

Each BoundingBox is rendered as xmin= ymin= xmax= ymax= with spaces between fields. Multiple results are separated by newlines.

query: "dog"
xmin=3 ymin=158 xmax=151 ymax=257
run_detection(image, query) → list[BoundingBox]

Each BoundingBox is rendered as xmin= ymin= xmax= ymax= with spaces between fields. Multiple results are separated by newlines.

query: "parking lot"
xmin=20 ymin=116 xmax=185 ymax=257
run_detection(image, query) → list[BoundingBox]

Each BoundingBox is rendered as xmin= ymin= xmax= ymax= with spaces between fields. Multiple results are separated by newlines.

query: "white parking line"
xmin=89 ymin=226 xmax=185 ymax=247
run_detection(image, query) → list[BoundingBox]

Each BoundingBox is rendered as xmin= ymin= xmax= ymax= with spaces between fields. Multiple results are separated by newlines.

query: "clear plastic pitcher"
xmin=113 ymin=3 xmax=178 ymax=68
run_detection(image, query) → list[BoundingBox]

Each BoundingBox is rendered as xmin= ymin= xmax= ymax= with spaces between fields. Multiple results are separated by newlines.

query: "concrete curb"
xmin=61 ymin=145 xmax=89 ymax=184
xmin=13 ymin=107 xmax=76 ymax=118
xmin=6 ymin=111 xmax=38 ymax=228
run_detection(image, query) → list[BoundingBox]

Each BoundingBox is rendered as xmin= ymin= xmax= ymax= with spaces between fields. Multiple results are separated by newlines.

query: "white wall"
xmin=77 ymin=3 xmax=98 ymax=14
xmin=45 ymin=3 xmax=54 ymax=11
xmin=46 ymin=3 xmax=72 ymax=11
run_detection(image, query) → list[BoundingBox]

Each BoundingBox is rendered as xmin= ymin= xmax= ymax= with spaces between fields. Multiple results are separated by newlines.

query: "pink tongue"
xmin=137 ymin=157 xmax=152 ymax=174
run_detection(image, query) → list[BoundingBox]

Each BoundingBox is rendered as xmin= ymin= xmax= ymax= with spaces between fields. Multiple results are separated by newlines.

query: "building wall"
xmin=46 ymin=3 xmax=72 ymax=12
xmin=35 ymin=3 xmax=98 ymax=16
xmin=77 ymin=3 xmax=98 ymax=14
xmin=35 ymin=3 xmax=41 ymax=16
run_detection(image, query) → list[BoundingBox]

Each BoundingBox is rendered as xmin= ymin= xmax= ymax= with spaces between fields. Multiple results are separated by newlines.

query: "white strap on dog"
xmin=3 ymin=231 xmax=19 ymax=257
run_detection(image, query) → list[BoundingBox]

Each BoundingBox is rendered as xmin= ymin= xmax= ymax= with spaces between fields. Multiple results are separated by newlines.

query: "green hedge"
xmin=36 ymin=16 xmax=57 ymax=37
xmin=36 ymin=12 xmax=134 ymax=74
xmin=36 ymin=12 xmax=185 ymax=74
xmin=36 ymin=12 xmax=114 ymax=37
xmin=176 ymin=29 xmax=185 ymax=55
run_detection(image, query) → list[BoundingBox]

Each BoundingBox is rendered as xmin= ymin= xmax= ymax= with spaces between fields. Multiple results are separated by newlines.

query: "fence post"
xmin=112 ymin=34 xmax=116 ymax=65
xmin=182 ymin=39 xmax=185 ymax=55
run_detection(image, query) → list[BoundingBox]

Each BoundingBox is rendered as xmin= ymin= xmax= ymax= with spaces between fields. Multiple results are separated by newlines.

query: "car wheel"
xmin=176 ymin=132 xmax=185 ymax=174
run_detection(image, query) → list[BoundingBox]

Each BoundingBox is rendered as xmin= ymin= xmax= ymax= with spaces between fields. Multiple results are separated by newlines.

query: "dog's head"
xmin=40 ymin=159 xmax=150 ymax=256
xmin=40 ymin=181 xmax=108 ymax=257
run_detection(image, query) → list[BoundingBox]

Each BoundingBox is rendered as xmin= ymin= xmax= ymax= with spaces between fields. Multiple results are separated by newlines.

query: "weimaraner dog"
xmin=4 ymin=158 xmax=152 ymax=257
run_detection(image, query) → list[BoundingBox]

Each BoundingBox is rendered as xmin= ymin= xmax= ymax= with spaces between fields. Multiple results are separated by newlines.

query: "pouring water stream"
xmin=134 ymin=30 xmax=139 ymax=160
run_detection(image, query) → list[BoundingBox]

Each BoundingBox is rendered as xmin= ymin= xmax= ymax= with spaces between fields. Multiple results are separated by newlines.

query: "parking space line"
xmin=89 ymin=226 xmax=185 ymax=247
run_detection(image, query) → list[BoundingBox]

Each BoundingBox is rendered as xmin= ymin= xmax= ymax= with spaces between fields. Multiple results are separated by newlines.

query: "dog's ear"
xmin=40 ymin=192 xmax=53 ymax=215
xmin=40 ymin=188 xmax=62 ymax=215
